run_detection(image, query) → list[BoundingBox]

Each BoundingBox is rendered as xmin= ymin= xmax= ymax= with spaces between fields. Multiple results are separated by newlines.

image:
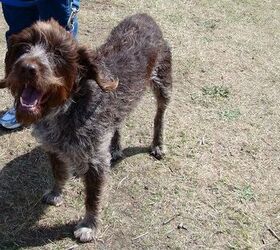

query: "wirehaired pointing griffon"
xmin=1 ymin=14 xmax=172 ymax=242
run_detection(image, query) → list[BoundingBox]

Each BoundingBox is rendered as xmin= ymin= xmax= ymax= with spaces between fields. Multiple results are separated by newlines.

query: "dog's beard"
xmin=11 ymin=79 xmax=70 ymax=125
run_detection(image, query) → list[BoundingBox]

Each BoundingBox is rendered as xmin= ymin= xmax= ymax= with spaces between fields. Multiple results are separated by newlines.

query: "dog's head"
xmin=1 ymin=19 xmax=118 ymax=125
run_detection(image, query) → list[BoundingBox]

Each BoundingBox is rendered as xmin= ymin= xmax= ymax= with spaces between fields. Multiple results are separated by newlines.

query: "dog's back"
xmin=102 ymin=13 xmax=165 ymax=54
xmin=97 ymin=13 xmax=169 ymax=90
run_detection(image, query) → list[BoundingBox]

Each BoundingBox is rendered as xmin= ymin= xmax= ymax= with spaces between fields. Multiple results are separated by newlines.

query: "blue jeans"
xmin=2 ymin=0 xmax=79 ymax=40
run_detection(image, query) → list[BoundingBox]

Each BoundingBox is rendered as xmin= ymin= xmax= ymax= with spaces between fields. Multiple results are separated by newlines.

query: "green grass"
xmin=202 ymin=86 xmax=230 ymax=99
xmin=219 ymin=109 xmax=241 ymax=120
xmin=238 ymin=185 xmax=255 ymax=203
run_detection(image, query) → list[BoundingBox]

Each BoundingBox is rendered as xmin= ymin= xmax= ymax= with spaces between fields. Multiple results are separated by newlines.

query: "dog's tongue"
xmin=21 ymin=86 xmax=43 ymax=107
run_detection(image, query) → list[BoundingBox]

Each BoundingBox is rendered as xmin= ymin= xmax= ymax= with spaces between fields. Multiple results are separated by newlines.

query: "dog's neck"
xmin=43 ymin=97 xmax=74 ymax=121
xmin=34 ymin=77 xmax=102 ymax=127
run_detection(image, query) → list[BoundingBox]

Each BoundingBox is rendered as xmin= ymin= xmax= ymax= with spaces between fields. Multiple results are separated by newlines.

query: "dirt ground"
xmin=0 ymin=0 xmax=280 ymax=249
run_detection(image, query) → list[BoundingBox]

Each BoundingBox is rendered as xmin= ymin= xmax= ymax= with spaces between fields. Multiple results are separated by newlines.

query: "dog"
xmin=0 ymin=13 xmax=172 ymax=242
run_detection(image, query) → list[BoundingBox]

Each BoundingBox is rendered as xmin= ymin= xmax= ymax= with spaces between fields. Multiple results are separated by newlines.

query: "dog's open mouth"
xmin=19 ymin=85 xmax=45 ymax=112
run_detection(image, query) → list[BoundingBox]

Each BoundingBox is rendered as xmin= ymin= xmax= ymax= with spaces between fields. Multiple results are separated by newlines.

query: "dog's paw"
xmin=74 ymin=225 xmax=96 ymax=242
xmin=42 ymin=191 xmax=63 ymax=206
xmin=150 ymin=145 xmax=165 ymax=160
xmin=111 ymin=149 xmax=124 ymax=162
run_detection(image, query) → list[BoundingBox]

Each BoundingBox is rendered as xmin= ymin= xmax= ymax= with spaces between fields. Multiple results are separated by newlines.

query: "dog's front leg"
xmin=42 ymin=152 xmax=69 ymax=206
xmin=74 ymin=162 xmax=106 ymax=242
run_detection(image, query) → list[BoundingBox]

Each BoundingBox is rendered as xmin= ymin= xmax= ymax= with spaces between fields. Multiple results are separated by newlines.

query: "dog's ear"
xmin=78 ymin=46 xmax=119 ymax=92
xmin=0 ymin=78 xmax=7 ymax=88
xmin=0 ymin=51 xmax=11 ymax=89
xmin=0 ymin=35 xmax=18 ymax=89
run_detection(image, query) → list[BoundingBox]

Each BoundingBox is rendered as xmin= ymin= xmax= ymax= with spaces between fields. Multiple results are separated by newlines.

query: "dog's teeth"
xmin=20 ymin=97 xmax=37 ymax=109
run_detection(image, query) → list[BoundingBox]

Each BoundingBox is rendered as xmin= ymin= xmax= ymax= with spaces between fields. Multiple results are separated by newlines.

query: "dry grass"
xmin=0 ymin=0 xmax=280 ymax=249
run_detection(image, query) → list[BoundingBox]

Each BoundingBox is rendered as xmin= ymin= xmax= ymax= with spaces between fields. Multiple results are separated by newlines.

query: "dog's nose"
xmin=21 ymin=63 xmax=38 ymax=76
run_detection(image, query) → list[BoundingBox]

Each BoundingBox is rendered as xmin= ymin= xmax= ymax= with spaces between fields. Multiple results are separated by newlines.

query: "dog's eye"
xmin=14 ymin=45 xmax=30 ymax=58
xmin=54 ymin=49 xmax=63 ymax=57
xmin=52 ymin=49 xmax=66 ymax=65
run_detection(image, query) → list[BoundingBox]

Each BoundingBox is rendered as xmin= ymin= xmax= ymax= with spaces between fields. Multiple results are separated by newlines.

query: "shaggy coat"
xmin=1 ymin=14 xmax=172 ymax=242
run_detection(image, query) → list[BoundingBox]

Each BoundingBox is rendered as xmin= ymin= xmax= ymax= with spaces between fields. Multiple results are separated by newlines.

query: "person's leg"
xmin=0 ymin=4 xmax=38 ymax=129
xmin=2 ymin=3 xmax=39 ymax=40
xmin=37 ymin=0 xmax=79 ymax=37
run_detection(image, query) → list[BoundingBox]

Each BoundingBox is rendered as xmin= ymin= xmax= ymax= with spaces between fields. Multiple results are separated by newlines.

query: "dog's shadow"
xmin=0 ymin=147 xmax=74 ymax=248
xmin=111 ymin=146 xmax=150 ymax=167
xmin=0 ymin=126 xmax=24 ymax=137
xmin=0 ymin=146 xmax=148 ymax=248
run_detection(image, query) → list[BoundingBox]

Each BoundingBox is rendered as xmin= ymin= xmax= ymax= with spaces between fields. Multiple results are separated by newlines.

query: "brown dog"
xmin=1 ymin=14 xmax=172 ymax=242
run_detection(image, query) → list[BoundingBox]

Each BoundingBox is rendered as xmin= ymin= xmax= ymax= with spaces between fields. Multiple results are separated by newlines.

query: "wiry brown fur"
xmin=2 ymin=14 xmax=172 ymax=242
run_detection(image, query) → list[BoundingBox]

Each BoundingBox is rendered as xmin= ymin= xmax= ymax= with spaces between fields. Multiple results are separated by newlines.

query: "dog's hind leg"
xmin=150 ymin=47 xmax=172 ymax=160
xmin=42 ymin=152 xmax=69 ymax=206
xmin=110 ymin=129 xmax=124 ymax=162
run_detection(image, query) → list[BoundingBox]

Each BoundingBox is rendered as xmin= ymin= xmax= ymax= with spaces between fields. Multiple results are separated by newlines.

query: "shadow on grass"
xmin=123 ymin=146 xmax=150 ymax=158
xmin=111 ymin=146 xmax=150 ymax=167
xmin=0 ymin=126 xmax=25 ymax=137
xmin=0 ymin=147 xmax=76 ymax=249
xmin=0 ymin=146 xmax=150 ymax=248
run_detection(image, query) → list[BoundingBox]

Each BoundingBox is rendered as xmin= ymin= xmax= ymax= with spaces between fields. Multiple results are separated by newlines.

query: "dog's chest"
xmin=32 ymin=120 xmax=93 ymax=167
xmin=32 ymin=118 xmax=112 ymax=175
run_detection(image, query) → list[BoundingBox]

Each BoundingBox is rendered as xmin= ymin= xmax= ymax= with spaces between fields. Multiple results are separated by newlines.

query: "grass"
xmin=202 ymin=86 xmax=230 ymax=99
xmin=238 ymin=185 xmax=255 ymax=203
xmin=0 ymin=0 xmax=280 ymax=249
xmin=219 ymin=109 xmax=241 ymax=120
